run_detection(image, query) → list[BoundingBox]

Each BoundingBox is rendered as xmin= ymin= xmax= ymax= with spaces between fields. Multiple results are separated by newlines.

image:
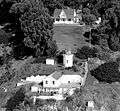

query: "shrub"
xmin=75 ymin=46 xmax=98 ymax=59
xmin=97 ymin=51 xmax=111 ymax=62
xmin=90 ymin=61 xmax=120 ymax=83
xmin=6 ymin=87 xmax=25 ymax=111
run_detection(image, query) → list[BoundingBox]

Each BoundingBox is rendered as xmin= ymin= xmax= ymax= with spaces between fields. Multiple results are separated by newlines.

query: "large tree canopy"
xmin=10 ymin=0 xmax=57 ymax=57
xmin=90 ymin=61 xmax=120 ymax=83
xmin=82 ymin=0 xmax=120 ymax=52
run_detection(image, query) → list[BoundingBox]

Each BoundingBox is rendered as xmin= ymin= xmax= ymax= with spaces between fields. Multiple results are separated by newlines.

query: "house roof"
xmin=62 ymin=70 xmax=80 ymax=75
xmin=54 ymin=9 xmax=74 ymax=19
xmin=51 ymin=70 xmax=81 ymax=80
xmin=51 ymin=71 xmax=62 ymax=80
xmin=59 ymin=83 xmax=80 ymax=88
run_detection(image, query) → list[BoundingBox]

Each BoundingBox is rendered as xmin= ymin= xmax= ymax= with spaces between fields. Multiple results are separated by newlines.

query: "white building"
xmin=53 ymin=8 xmax=82 ymax=24
xmin=63 ymin=50 xmax=73 ymax=68
xmin=27 ymin=60 xmax=88 ymax=94
xmin=26 ymin=75 xmax=46 ymax=83
xmin=43 ymin=70 xmax=82 ymax=88
xmin=46 ymin=58 xmax=55 ymax=65
xmin=29 ymin=70 xmax=83 ymax=95
xmin=41 ymin=69 xmax=86 ymax=95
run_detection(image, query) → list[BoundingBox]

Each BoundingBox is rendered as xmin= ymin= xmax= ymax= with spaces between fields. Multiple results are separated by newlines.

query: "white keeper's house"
xmin=53 ymin=8 xmax=82 ymax=24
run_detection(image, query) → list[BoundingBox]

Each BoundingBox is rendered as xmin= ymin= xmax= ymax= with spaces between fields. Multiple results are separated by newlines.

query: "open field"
xmin=53 ymin=25 xmax=89 ymax=52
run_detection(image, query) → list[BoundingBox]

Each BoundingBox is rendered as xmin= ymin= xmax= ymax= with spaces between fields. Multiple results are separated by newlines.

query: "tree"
xmin=90 ymin=61 xmax=120 ymax=83
xmin=0 ymin=44 xmax=13 ymax=65
xmin=6 ymin=87 xmax=25 ymax=111
xmin=0 ymin=29 xmax=12 ymax=44
xmin=82 ymin=8 xmax=97 ymax=25
xmin=82 ymin=0 xmax=120 ymax=52
xmin=10 ymin=0 xmax=57 ymax=57
xmin=75 ymin=46 xmax=98 ymax=59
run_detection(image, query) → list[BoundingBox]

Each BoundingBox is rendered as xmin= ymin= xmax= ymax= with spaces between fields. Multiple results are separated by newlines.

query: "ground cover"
xmin=53 ymin=25 xmax=89 ymax=52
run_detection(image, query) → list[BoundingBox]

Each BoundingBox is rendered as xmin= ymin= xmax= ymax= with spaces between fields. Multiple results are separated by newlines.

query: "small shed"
xmin=87 ymin=101 xmax=94 ymax=108
xmin=46 ymin=58 xmax=55 ymax=65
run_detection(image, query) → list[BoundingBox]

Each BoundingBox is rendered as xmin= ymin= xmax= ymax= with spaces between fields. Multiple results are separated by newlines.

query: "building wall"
xmin=59 ymin=9 xmax=67 ymax=19
xmin=26 ymin=75 xmax=46 ymax=83
xmin=63 ymin=54 xmax=73 ymax=67
xmin=43 ymin=74 xmax=82 ymax=88
xmin=43 ymin=76 xmax=61 ymax=88
xmin=54 ymin=9 xmax=79 ymax=24
xmin=59 ymin=75 xmax=82 ymax=84
xmin=46 ymin=59 xmax=55 ymax=65
xmin=54 ymin=20 xmax=75 ymax=24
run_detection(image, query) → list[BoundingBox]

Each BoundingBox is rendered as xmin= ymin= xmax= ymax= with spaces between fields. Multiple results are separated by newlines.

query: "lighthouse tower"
xmin=63 ymin=50 xmax=73 ymax=68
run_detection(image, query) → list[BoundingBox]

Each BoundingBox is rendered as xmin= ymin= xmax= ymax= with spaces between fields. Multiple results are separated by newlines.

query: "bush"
xmin=97 ymin=51 xmax=111 ymax=62
xmin=75 ymin=46 xmax=98 ymax=59
xmin=6 ymin=87 xmax=25 ymax=111
xmin=90 ymin=61 xmax=120 ymax=83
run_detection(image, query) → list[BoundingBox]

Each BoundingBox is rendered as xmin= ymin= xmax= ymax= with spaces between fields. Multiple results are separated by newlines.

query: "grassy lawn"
xmin=53 ymin=25 xmax=89 ymax=52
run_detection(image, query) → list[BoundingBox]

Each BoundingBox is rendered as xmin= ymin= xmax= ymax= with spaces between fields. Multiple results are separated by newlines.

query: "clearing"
xmin=53 ymin=25 xmax=89 ymax=52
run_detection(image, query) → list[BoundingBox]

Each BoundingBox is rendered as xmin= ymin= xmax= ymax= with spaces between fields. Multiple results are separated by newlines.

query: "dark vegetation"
xmin=82 ymin=0 xmax=120 ymax=52
xmin=90 ymin=61 xmax=120 ymax=83
xmin=0 ymin=0 xmax=58 ymax=60
xmin=75 ymin=46 xmax=98 ymax=59
xmin=6 ymin=87 xmax=25 ymax=111
xmin=0 ymin=0 xmax=120 ymax=111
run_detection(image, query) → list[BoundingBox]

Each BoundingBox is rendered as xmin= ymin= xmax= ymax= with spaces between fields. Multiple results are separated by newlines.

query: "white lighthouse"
xmin=63 ymin=50 xmax=73 ymax=68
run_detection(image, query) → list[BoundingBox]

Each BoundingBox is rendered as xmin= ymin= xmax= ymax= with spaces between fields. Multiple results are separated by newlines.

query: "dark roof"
xmin=59 ymin=83 xmax=80 ymax=88
xmin=51 ymin=70 xmax=81 ymax=80
xmin=54 ymin=9 xmax=61 ymax=18
xmin=51 ymin=71 xmax=62 ymax=80
xmin=54 ymin=9 xmax=74 ymax=19
xmin=62 ymin=70 xmax=80 ymax=75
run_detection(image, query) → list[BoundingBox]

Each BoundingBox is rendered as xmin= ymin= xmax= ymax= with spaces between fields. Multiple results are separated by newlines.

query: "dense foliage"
xmin=75 ymin=46 xmax=98 ymax=59
xmin=82 ymin=0 xmax=120 ymax=52
xmin=90 ymin=61 xmax=120 ymax=83
xmin=0 ymin=0 xmax=58 ymax=59
xmin=6 ymin=87 xmax=25 ymax=111
xmin=82 ymin=8 xmax=97 ymax=25
xmin=10 ymin=0 xmax=57 ymax=57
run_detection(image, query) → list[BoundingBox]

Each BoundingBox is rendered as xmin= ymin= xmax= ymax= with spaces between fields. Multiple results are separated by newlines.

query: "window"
xmin=46 ymin=81 xmax=48 ymax=84
xmin=56 ymin=18 xmax=60 ymax=21
xmin=68 ymin=19 xmax=71 ymax=21
xmin=53 ymin=81 xmax=55 ymax=85
xmin=68 ymin=81 xmax=70 ymax=83
xmin=62 ymin=18 xmax=66 ymax=21
xmin=67 ymin=60 xmax=69 ymax=63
